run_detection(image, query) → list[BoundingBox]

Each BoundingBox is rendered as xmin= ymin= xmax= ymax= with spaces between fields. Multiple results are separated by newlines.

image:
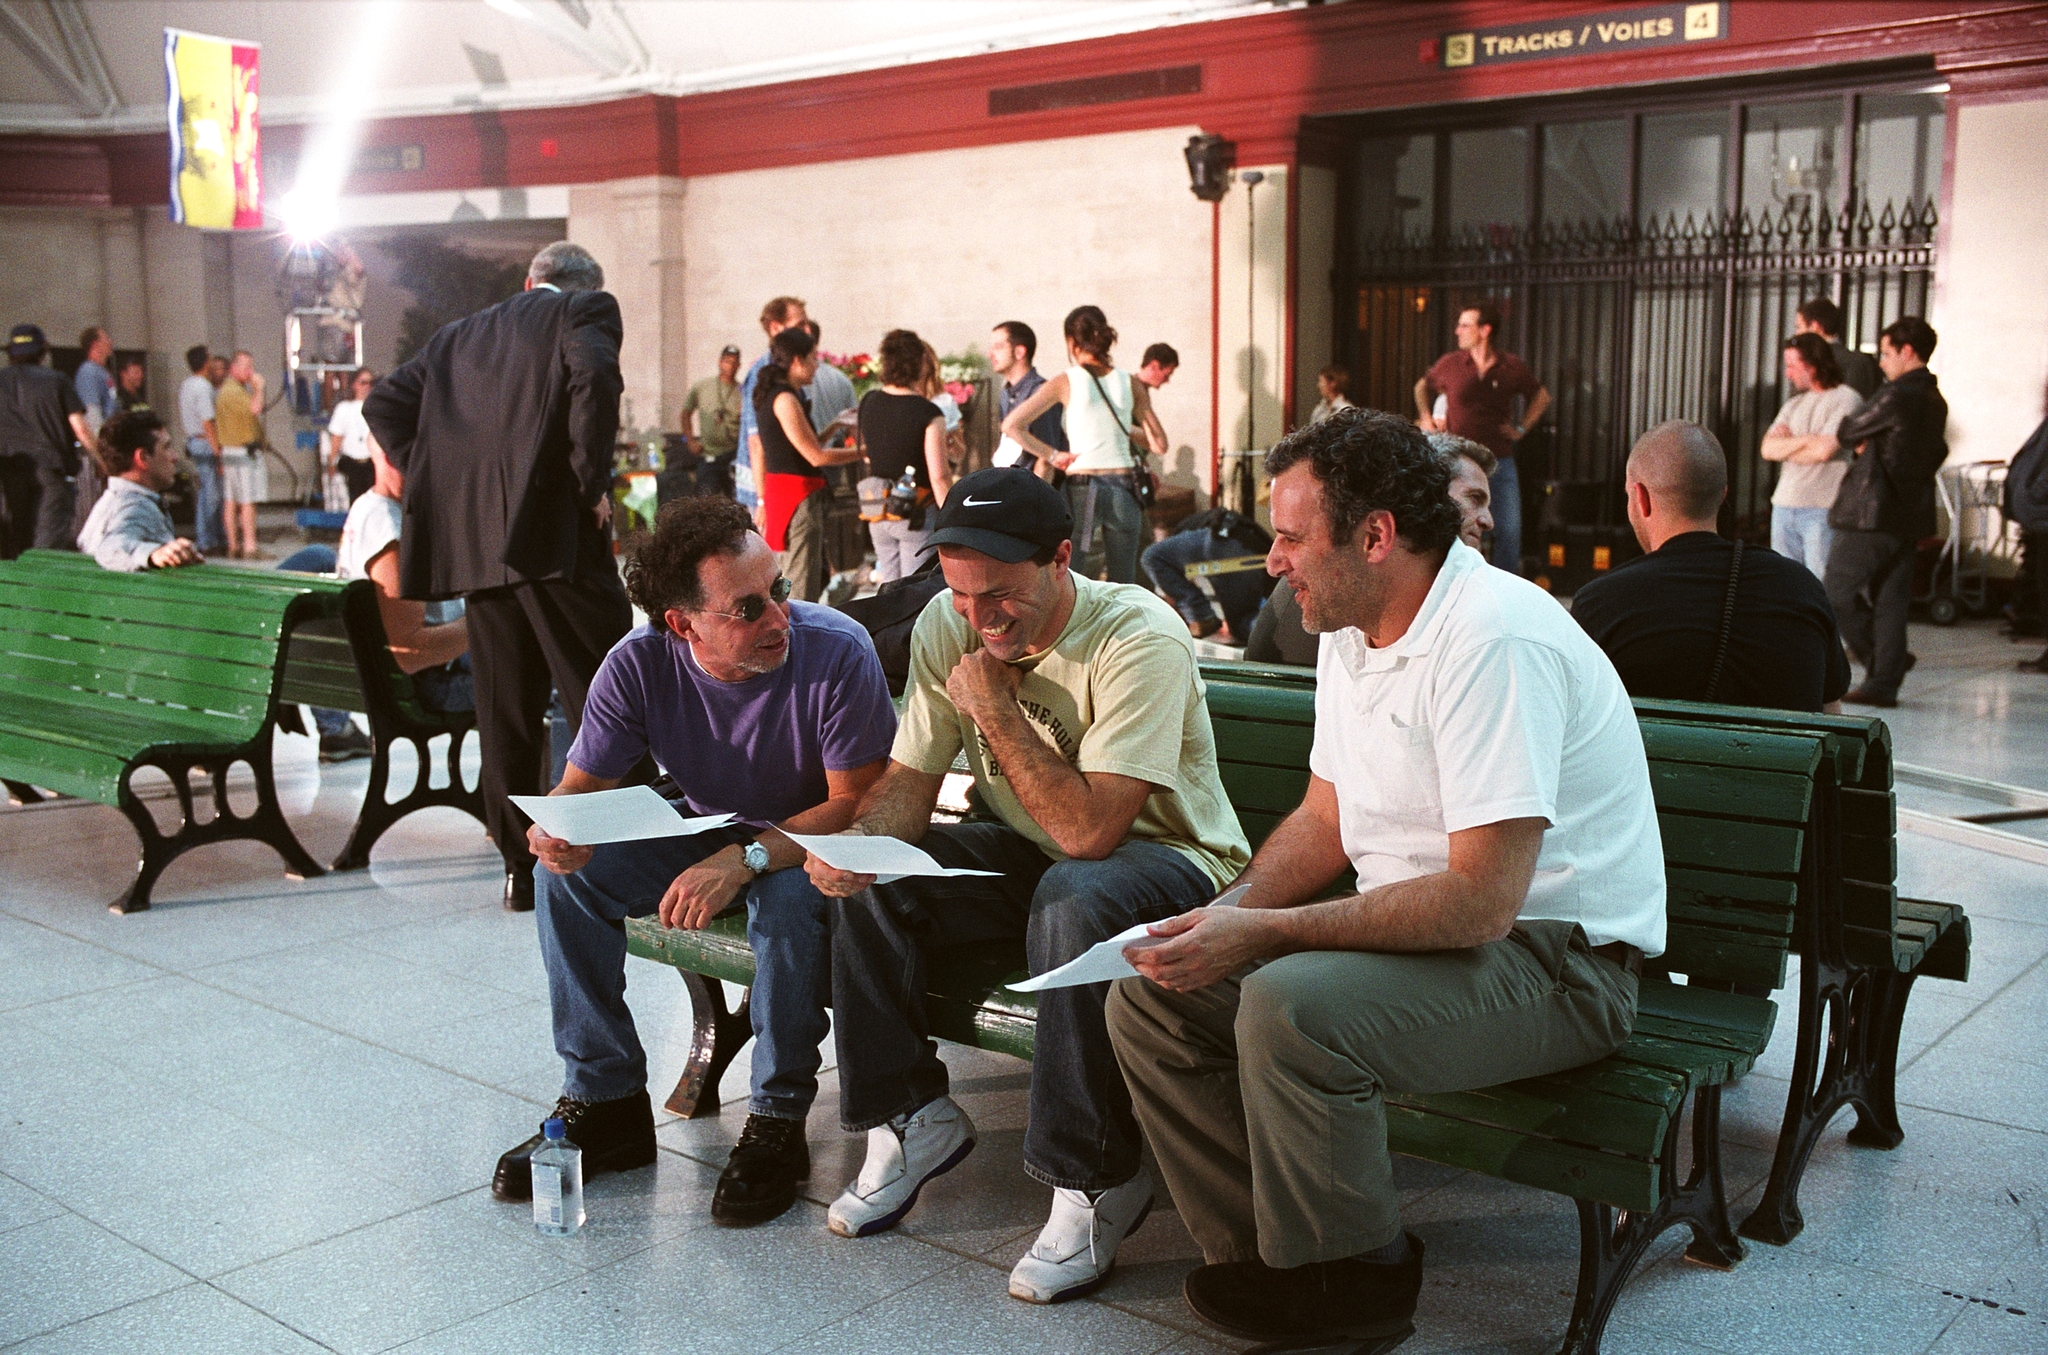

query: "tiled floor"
xmin=2 ymin=617 xmax=2044 ymax=1353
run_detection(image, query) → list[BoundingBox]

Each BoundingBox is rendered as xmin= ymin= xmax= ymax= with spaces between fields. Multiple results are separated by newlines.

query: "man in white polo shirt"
xmin=1106 ymin=408 xmax=1664 ymax=1350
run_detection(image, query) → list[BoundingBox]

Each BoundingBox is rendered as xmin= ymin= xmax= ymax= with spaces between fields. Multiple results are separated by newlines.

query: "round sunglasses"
xmin=702 ymin=575 xmax=793 ymax=623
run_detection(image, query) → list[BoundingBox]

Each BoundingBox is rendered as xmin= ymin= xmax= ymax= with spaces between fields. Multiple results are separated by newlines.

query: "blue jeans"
xmin=536 ymin=823 xmax=833 ymax=1119
xmin=1142 ymin=529 xmax=1270 ymax=638
xmin=1771 ymin=505 xmax=1833 ymax=579
xmin=830 ymin=822 xmax=1212 ymax=1190
xmin=187 ymin=440 xmax=226 ymax=554
xmin=1489 ymin=457 xmax=1522 ymax=575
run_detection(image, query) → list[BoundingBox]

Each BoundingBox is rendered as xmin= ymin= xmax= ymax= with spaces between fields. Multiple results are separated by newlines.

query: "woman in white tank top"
xmin=998 ymin=305 xmax=1168 ymax=583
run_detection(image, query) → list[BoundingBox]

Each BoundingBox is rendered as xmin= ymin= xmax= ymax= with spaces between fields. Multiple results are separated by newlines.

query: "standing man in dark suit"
xmin=1825 ymin=316 xmax=1948 ymax=709
xmin=364 ymin=241 xmax=632 ymax=910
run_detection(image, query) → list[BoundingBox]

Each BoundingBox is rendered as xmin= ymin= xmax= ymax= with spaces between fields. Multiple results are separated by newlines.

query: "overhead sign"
xmin=1443 ymin=3 xmax=1727 ymax=68
xmin=164 ymin=28 xmax=261 ymax=230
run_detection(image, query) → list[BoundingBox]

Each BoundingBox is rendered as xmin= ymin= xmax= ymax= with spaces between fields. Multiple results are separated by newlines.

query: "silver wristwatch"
xmin=741 ymin=841 xmax=771 ymax=876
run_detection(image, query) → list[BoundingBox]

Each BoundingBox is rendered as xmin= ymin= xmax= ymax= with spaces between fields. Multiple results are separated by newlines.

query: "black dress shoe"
xmin=712 ymin=1113 xmax=811 ymax=1225
xmin=1184 ymin=1235 xmax=1424 ymax=1345
xmin=492 ymin=1090 xmax=657 ymax=1201
xmin=504 ymin=871 xmax=535 ymax=913
xmin=1840 ymin=686 xmax=1898 ymax=709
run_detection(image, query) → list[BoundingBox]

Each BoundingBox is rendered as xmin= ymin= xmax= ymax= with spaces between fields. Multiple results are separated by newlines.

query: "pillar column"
xmin=567 ymin=175 xmax=687 ymax=435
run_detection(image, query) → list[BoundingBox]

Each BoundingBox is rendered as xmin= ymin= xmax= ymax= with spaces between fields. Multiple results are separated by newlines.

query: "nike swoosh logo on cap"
xmin=961 ymin=495 xmax=1002 ymax=507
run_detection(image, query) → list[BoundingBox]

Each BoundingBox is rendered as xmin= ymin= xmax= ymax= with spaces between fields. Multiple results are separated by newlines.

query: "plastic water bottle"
xmin=530 ymin=1118 xmax=584 ymax=1236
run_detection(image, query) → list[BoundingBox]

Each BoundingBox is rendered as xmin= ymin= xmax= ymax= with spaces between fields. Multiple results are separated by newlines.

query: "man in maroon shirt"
xmin=1414 ymin=301 xmax=1550 ymax=574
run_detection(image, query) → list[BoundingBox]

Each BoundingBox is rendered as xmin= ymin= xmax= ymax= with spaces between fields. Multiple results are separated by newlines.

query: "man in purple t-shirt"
xmin=491 ymin=497 xmax=894 ymax=1228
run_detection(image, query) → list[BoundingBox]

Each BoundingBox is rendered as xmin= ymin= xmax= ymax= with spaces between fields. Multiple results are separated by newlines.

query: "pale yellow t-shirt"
xmin=894 ymin=574 xmax=1251 ymax=889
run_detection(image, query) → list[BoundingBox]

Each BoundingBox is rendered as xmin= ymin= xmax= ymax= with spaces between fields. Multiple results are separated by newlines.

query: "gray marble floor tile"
xmin=768 ymin=1254 xmax=1185 ymax=1355
xmin=1940 ymin=961 xmax=2048 ymax=1067
xmin=191 ymin=936 xmax=533 ymax=1045
xmin=4 ymin=1281 xmax=330 ymax=1354
xmin=0 ymin=1170 xmax=67 ymax=1235
xmin=1611 ymin=1244 xmax=1963 ymax=1355
xmin=0 ymin=912 xmax=162 ymax=1013
xmin=1896 ymin=1045 xmax=2048 ymax=1133
xmin=0 ymin=1213 xmax=191 ymax=1346
xmin=1767 ymin=1105 xmax=2048 ymax=1297
xmin=388 ymin=1200 xmax=963 ymax=1355
xmin=1926 ymin=1300 xmax=2048 ymax=1353
xmin=214 ymin=1192 xmax=590 ymax=1355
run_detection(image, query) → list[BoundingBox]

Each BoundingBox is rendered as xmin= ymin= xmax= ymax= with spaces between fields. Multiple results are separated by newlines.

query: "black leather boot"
xmin=1184 ymin=1234 xmax=1424 ymax=1346
xmin=492 ymin=1090 xmax=657 ymax=1201
xmin=711 ymin=1113 xmax=811 ymax=1225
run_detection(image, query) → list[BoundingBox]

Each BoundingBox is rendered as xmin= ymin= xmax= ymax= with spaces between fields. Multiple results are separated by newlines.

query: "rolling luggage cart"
xmin=1920 ymin=460 xmax=2012 ymax=624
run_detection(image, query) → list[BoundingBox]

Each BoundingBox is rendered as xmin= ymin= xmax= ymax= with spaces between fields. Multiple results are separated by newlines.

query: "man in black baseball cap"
xmin=922 ymin=464 xmax=1071 ymax=564
xmin=2 ymin=322 xmax=91 ymax=557
xmin=801 ymin=465 xmax=1251 ymax=1304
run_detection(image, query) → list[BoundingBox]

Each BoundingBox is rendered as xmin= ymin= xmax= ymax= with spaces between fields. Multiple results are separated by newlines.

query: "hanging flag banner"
xmin=164 ymin=28 xmax=261 ymax=229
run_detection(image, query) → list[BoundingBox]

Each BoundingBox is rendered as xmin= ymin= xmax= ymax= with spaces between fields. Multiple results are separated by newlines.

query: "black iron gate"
xmin=1351 ymin=198 xmax=1937 ymax=537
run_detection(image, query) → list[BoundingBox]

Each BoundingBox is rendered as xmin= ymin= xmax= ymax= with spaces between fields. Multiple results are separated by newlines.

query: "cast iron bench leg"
xmin=110 ymin=744 xmax=325 ymax=915
xmin=1845 ymin=969 xmax=1912 ymax=1149
xmin=664 ymin=972 xmax=753 ymax=1118
xmin=1559 ymin=1085 xmax=1743 ymax=1355
xmin=1741 ymin=955 xmax=1902 ymax=1244
xmin=333 ymin=726 xmax=483 ymax=871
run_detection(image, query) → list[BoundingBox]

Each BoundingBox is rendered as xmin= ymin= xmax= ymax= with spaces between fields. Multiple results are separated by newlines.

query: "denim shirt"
xmin=1000 ymin=367 xmax=1068 ymax=454
xmin=78 ymin=476 xmax=175 ymax=571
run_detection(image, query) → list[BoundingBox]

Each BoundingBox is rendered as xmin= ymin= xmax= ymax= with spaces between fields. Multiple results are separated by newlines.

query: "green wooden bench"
xmin=623 ymin=669 xmax=1834 ymax=1354
xmin=0 ymin=555 xmax=341 ymax=912
xmin=14 ymin=549 xmax=487 ymax=873
xmin=1629 ymin=697 xmax=1972 ymax=1246
xmin=1217 ymin=665 xmax=1975 ymax=1246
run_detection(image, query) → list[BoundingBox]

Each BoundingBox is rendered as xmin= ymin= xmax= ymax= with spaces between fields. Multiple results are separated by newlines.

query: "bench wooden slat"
xmin=0 ymin=728 xmax=132 ymax=801
xmin=1638 ymin=720 xmax=1825 ymax=777
xmin=1839 ymin=787 xmax=1896 ymax=838
xmin=0 ymin=604 xmax=286 ymax=668
xmin=1841 ymin=832 xmax=1898 ymax=884
xmin=1216 ymin=761 xmax=1311 ymax=817
xmin=0 ymin=588 xmax=290 ymax=643
xmin=1648 ymin=760 xmax=1813 ymax=823
xmin=1655 ymin=811 xmax=1802 ymax=875
xmin=1211 ymin=715 xmax=1315 ymax=770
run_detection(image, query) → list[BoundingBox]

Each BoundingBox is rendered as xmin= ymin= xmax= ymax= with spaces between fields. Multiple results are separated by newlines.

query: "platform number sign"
xmin=1442 ymin=2 xmax=1729 ymax=68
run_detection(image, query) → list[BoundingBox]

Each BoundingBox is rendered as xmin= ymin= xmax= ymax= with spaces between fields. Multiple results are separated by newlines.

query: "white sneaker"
xmin=827 ymin=1096 xmax=976 ymax=1238
xmin=1007 ymin=1173 xmax=1154 ymax=1303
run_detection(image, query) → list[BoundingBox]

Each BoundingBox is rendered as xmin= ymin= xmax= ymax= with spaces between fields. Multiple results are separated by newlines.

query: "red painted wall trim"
xmin=5 ymin=3 xmax=2046 ymax=207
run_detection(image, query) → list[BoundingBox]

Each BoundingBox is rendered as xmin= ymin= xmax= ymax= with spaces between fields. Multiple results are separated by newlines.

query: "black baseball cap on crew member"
xmin=720 ymin=343 xmax=741 ymax=357
xmin=7 ymin=324 xmax=47 ymax=358
xmin=924 ymin=467 xmax=1073 ymax=564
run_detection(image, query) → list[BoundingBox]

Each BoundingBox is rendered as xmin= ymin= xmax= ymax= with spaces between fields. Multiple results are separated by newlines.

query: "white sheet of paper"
xmin=784 ymin=832 xmax=1003 ymax=885
xmin=510 ymin=785 xmax=737 ymax=845
xmin=993 ymin=435 xmax=1029 ymax=467
xmin=1006 ymin=883 xmax=1252 ymax=992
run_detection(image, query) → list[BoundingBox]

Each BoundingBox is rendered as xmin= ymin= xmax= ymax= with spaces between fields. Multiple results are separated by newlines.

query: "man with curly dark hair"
xmin=491 ymin=495 xmax=896 ymax=1231
xmin=1108 ymin=408 xmax=1664 ymax=1350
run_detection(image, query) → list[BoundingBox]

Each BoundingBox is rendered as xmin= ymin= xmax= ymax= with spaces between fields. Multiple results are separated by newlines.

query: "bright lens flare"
xmin=279 ymin=0 xmax=399 ymax=241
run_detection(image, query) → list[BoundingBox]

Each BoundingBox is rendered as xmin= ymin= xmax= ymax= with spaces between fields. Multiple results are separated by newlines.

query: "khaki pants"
xmin=779 ymin=486 xmax=831 ymax=602
xmin=1105 ymin=919 xmax=1636 ymax=1269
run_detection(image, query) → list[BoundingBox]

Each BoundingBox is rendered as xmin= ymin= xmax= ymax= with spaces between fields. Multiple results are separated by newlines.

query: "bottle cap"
xmin=542 ymin=1117 xmax=565 ymax=1141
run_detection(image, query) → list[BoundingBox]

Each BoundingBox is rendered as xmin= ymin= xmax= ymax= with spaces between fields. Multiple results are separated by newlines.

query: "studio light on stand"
xmin=1232 ymin=169 xmax=1265 ymax=517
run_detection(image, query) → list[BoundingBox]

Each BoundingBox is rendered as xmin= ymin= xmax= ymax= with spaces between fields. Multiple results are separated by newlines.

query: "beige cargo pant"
xmin=1105 ymin=919 xmax=1637 ymax=1269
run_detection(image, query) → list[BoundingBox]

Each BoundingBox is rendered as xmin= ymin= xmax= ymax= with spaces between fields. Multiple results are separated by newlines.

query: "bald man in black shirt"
xmin=1571 ymin=420 xmax=1850 ymax=714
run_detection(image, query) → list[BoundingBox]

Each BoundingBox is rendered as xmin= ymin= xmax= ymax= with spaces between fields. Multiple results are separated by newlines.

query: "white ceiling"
xmin=0 ymin=0 xmax=1301 ymax=133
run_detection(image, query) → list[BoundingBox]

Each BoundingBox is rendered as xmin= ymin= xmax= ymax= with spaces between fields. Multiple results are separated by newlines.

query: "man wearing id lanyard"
xmin=1105 ymin=409 xmax=1663 ymax=1350
xmin=800 ymin=467 xmax=1250 ymax=1305
xmin=489 ymin=496 xmax=894 ymax=1230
